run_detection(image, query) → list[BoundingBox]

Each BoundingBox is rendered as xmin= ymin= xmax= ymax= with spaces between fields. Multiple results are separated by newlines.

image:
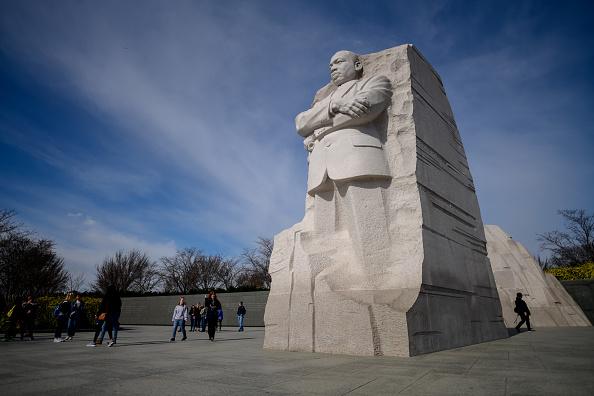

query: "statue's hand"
xmin=331 ymin=97 xmax=370 ymax=118
xmin=304 ymin=135 xmax=315 ymax=152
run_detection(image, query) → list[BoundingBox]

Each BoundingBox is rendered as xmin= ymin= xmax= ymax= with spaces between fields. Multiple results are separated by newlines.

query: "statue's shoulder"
xmin=359 ymin=74 xmax=391 ymax=88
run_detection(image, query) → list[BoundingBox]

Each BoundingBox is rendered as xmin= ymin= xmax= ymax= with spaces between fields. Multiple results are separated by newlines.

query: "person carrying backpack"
xmin=514 ymin=292 xmax=533 ymax=332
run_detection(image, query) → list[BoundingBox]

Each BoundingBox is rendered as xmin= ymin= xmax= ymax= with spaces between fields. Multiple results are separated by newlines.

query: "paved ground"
xmin=1 ymin=326 xmax=593 ymax=395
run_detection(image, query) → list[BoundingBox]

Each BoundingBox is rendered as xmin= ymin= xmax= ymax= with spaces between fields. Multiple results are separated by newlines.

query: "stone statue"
xmin=297 ymin=50 xmax=392 ymax=194
xmin=264 ymin=45 xmax=508 ymax=357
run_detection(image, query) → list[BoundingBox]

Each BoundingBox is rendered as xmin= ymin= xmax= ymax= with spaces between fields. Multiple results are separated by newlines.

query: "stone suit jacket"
xmin=295 ymin=75 xmax=392 ymax=194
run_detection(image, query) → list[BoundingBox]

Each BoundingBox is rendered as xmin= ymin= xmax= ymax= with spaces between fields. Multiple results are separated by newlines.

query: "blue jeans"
xmin=172 ymin=319 xmax=186 ymax=339
xmin=54 ymin=315 xmax=67 ymax=338
xmin=237 ymin=314 xmax=244 ymax=331
xmin=67 ymin=317 xmax=78 ymax=337
xmin=190 ymin=316 xmax=196 ymax=331
xmin=99 ymin=313 xmax=120 ymax=343
xmin=200 ymin=316 xmax=206 ymax=332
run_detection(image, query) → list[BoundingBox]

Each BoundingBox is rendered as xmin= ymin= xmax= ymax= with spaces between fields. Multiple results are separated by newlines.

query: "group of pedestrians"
xmin=170 ymin=291 xmax=247 ymax=342
xmin=53 ymin=292 xmax=86 ymax=342
xmin=4 ymin=296 xmax=38 ymax=341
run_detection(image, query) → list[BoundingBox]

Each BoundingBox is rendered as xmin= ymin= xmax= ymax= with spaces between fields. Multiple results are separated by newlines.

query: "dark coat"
xmin=514 ymin=298 xmax=530 ymax=316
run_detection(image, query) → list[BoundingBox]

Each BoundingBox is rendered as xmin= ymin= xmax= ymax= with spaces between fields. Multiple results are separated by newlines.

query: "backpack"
xmin=53 ymin=304 xmax=62 ymax=317
xmin=513 ymin=307 xmax=519 ymax=314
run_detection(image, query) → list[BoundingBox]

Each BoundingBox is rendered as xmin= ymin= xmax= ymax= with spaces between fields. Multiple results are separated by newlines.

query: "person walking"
xmin=5 ymin=297 xmax=24 ymax=341
xmin=96 ymin=286 xmax=121 ymax=347
xmin=65 ymin=294 xmax=84 ymax=341
xmin=189 ymin=304 xmax=197 ymax=332
xmin=170 ymin=297 xmax=188 ymax=341
xmin=22 ymin=296 xmax=37 ymax=340
xmin=86 ymin=302 xmax=111 ymax=347
xmin=54 ymin=293 xmax=72 ymax=342
xmin=198 ymin=304 xmax=206 ymax=333
xmin=204 ymin=291 xmax=221 ymax=341
xmin=217 ymin=306 xmax=224 ymax=331
xmin=237 ymin=301 xmax=246 ymax=332
xmin=514 ymin=292 xmax=532 ymax=332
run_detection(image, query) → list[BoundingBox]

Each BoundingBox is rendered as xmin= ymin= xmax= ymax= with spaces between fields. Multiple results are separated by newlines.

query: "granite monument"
xmin=264 ymin=44 xmax=508 ymax=356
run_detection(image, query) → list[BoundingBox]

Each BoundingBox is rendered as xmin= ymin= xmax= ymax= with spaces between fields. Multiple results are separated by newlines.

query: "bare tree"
xmin=196 ymin=254 xmax=224 ymax=291
xmin=134 ymin=263 xmax=162 ymax=294
xmin=216 ymin=257 xmax=239 ymax=290
xmin=160 ymin=249 xmax=227 ymax=293
xmin=93 ymin=249 xmax=158 ymax=294
xmin=160 ymin=248 xmax=203 ymax=294
xmin=67 ymin=273 xmax=87 ymax=293
xmin=538 ymin=209 xmax=594 ymax=267
xmin=239 ymin=237 xmax=273 ymax=289
xmin=0 ymin=209 xmax=20 ymax=236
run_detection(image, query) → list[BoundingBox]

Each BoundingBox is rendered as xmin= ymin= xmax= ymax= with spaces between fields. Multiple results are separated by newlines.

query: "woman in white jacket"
xmin=170 ymin=297 xmax=188 ymax=342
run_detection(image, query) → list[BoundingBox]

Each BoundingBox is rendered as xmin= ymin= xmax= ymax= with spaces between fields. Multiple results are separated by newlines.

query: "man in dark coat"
xmin=514 ymin=292 xmax=532 ymax=332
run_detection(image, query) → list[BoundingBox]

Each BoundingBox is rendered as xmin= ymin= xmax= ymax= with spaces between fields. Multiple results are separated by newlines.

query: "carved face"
xmin=329 ymin=51 xmax=362 ymax=86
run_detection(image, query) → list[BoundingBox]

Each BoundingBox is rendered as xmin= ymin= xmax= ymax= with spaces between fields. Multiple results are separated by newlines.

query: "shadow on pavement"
xmin=115 ymin=337 xmax=255 ymax=347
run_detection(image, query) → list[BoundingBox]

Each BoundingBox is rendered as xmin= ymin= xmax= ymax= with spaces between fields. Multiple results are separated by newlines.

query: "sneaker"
xmin=107 ymin=341 xmax=115 ymax=347
xmin=53 ymin=338 xmax=63 ymax=343
xmin=170 ymin=338 xmax=175 ymax=342
xmin=181 ymin=336 xmax=187 ymax=341
xmin=86 ymin=343 xmax=97 ymax=347
xmin=64 ymin=336 xmax=72 ymax=341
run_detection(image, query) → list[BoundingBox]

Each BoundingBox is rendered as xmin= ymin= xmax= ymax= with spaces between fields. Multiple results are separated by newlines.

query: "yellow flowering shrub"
xmin=546 ymin=262 xmax=594 ymax=281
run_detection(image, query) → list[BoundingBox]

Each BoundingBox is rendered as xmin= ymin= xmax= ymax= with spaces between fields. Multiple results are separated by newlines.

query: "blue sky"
xmin=1 ymin=0 xmax=593 ymax=284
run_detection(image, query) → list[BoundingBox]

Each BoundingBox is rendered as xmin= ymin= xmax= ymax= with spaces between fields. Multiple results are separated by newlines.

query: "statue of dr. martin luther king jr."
xmin=296 ymin=50 xmax=392 ymax=196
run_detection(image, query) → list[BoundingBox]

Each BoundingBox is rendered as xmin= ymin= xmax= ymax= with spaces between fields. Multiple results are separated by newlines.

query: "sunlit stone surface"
xmin=264 ymin=44 xmax=508 ymax=356
xmin=485 ymin=224 xmax=591 ymax=327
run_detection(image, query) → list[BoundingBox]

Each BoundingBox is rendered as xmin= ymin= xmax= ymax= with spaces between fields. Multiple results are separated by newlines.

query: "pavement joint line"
xmin=397 ymin=369 xmax=433 ymax=394
xmin=341 ymin=377 xmax=379 ymax=395
xmin=464 ymin=356 xmax=481 ymax=375
xmin=504 ymin=376 xmax=508 ymax=396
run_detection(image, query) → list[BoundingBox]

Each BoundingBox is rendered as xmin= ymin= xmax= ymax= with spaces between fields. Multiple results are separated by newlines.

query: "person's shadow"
xmin=506 ymin=327 xmax=520 ymax=337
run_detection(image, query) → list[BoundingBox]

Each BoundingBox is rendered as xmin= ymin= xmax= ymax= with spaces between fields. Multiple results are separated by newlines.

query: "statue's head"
xmin=329 ymin=50 xmax=362 ymax=86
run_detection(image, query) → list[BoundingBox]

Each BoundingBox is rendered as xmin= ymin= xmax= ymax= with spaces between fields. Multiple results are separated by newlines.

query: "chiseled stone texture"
xmin=485 ymin=224 xmax=591 ymax=327
xmin=264 ymin=44 xmax=508 ymax=357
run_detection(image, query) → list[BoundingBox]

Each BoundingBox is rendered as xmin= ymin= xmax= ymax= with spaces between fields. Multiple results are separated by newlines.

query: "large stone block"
xmin=264 ymin=44 xmax=508 ymax=357
xmin=485 ymin=224 xmax=591 ymax=327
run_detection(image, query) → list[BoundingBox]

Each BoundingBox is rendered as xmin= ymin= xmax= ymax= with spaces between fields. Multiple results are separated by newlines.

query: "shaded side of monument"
xmin=485 ymin=224 xmax=591 ymax=327
xmin=263 ymin=44 xmax=508 ymax=357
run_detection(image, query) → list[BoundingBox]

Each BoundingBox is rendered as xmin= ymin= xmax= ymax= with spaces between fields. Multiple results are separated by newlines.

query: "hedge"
xmin=545 ymin=262 xmax=594 ymax=281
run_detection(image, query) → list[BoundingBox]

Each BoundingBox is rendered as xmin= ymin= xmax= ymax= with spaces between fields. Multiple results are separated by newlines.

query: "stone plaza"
xmin=1 ymin=326 xmax=593 ymax=395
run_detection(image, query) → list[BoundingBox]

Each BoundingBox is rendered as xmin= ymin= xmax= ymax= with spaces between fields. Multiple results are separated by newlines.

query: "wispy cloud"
xmin=1 ymin=0 xmax=593 ymax=278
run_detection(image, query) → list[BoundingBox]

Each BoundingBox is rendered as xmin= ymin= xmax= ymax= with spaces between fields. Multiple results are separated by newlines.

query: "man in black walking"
xmin=514 ymin=292 xmax=532 ymax=332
